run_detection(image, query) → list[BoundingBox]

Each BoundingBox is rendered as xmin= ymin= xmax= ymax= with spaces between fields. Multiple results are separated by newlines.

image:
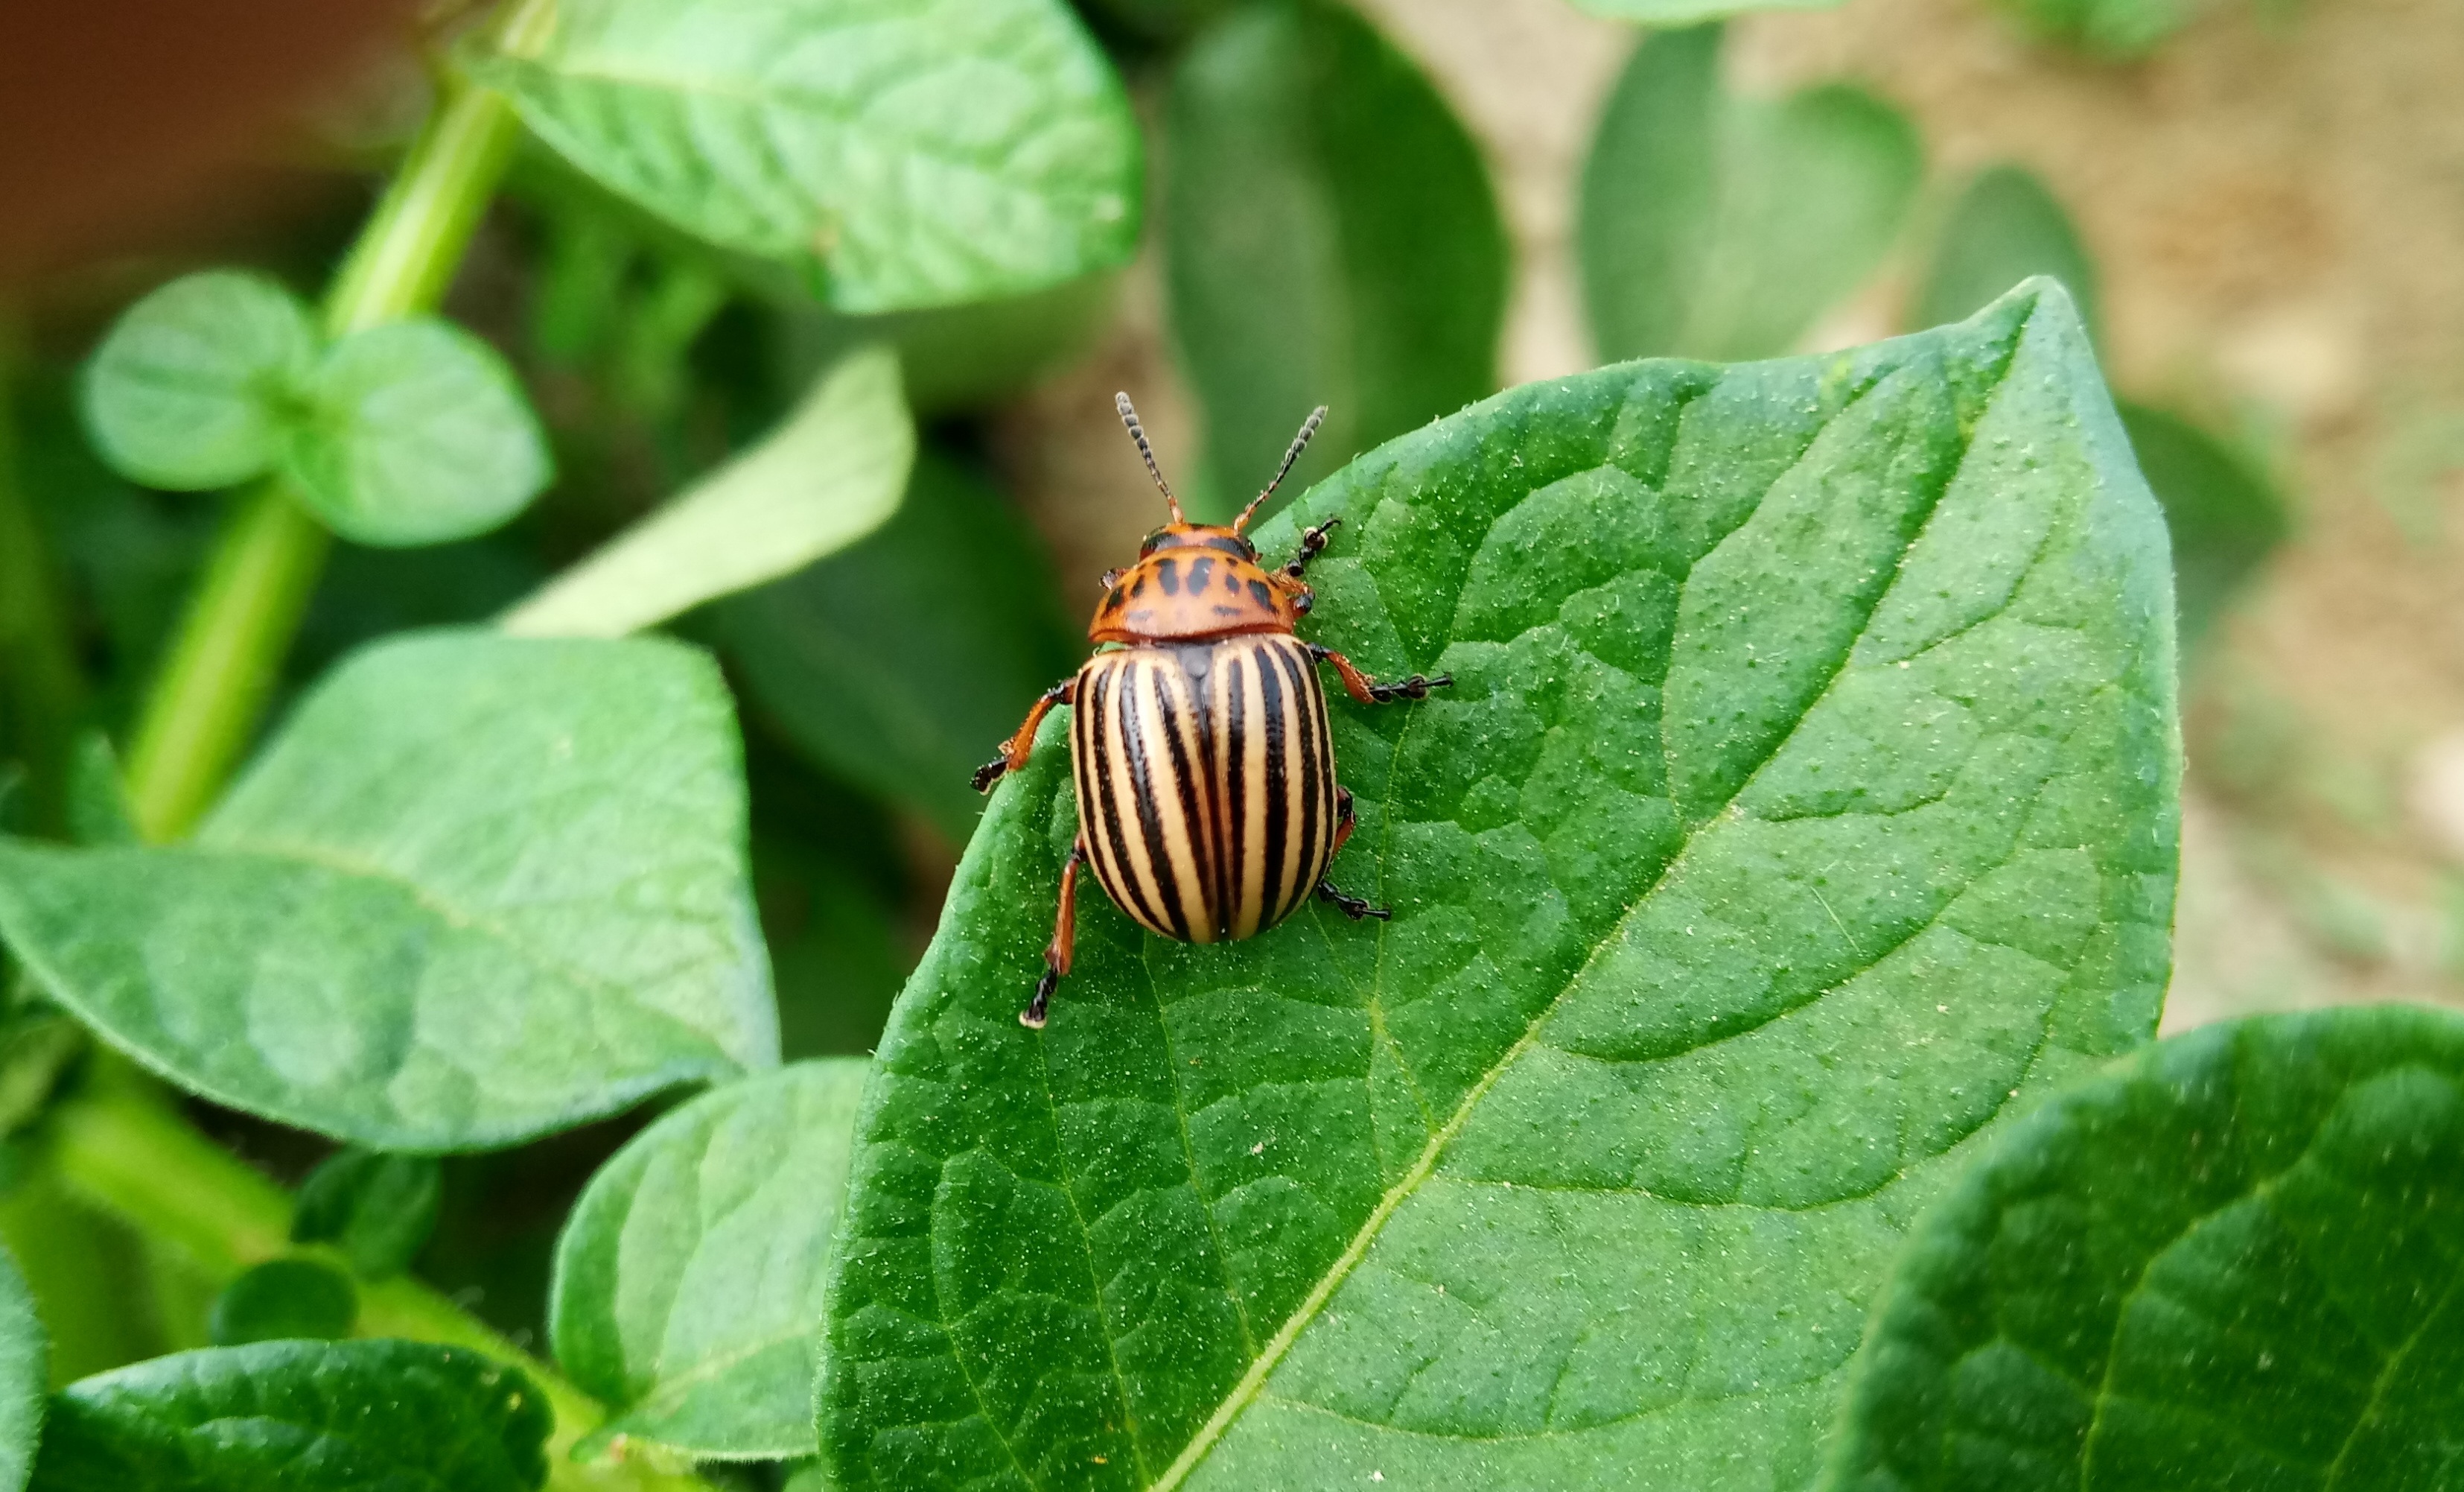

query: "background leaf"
xmin=2116 ymin=402 xmax=2288 ymax=653
xmin=206 ymin=1260 xmax=356 ymax=1347
xmin=1991 ymin=0 xmax=2194 ymax=58
xmin=0 ymin=632 xmax=776 ymax=1151
xmin=1824 ymin=1006 xmax=2464 ymax=1492
xmin=0 ymin=1245 xmax=42 ymax=1492
xmin=1580 ymin=24 xmax=1921 ymax=363
xmin=479 ymin=0 xmax=1143 ymax=314
xmin=550 ymin=1058 xmax=867 ymax=1460
xmin=1165 ymin=0 xmax=1508 ymax=521
xmin=719 ymin=448 xmax=1081 ymax=840
xmin=501 ymin=346 xmax=914 ymax=638
xmin=290 ymin=1149 xmax=443 ymax=1279
xmin=1913 ymin=162 xmax=2101 ymax=339
xmin=818 ymin=283 xmax=2178 ymax=1489
xmin=28 ymin=1339 xmax=546 ymax=1492
xmin=283 ymin=319 xmax=553 ymax=547
xmin=79 ymin=271 xmax=315 ymax=492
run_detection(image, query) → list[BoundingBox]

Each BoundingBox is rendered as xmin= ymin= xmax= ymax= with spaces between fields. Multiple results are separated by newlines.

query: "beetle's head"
xmin=1138 ymin=524 xmax=1257 ymax=562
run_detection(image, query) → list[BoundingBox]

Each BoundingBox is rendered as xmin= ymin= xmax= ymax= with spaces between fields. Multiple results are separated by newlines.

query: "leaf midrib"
xmin=1150 ymin=323 xmax=2027 ymax=1489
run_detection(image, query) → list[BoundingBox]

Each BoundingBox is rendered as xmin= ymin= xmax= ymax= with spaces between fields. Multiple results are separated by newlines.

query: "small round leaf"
xmin=80 ymin=270 xmax=316 ymax=490
xmin=284 ymin=319 xmax=553 ymax=547
xmin=207 ymin=1258 xmax=357 ymax=1346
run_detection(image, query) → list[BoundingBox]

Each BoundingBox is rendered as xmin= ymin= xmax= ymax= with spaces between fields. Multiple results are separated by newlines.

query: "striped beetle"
xmin=973 ymin=395 xmax=1451 ymax=1028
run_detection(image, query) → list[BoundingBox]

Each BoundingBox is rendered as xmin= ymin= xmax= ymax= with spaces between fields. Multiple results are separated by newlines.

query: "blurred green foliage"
xmin=1580 ymin=24 xmax=1920 ymax=362
xmin=1165 ymin=0 xmax=1507 ymax=521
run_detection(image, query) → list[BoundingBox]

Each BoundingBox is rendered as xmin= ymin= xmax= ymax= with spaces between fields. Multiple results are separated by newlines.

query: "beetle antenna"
xmin=1115 ymin=393 xmax=1183 ymax=524
xmin=1233 ymin=404 xmax=1327 ymax=534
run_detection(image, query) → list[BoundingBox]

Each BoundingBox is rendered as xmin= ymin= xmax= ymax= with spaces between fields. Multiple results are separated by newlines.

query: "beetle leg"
xmin=972 ymin=676 xmax=1077 ymax=793
xmin=1306 ymin=644 xmax=1454 ymax=707
xmin=1280 ymin=515 xmax=1342 ymax=580
xmin=1316 ymin=787 xmax=1389 ymax=921
xmin=1024 ymin=838 xmax=1089 ymax=1029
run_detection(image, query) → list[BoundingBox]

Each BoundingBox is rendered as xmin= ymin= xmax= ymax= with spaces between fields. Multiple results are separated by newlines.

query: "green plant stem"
xmin=121 ymin=0 xmax=553 ymax=842
xmin=46 ymin=1077 xmax=712 ymax=1492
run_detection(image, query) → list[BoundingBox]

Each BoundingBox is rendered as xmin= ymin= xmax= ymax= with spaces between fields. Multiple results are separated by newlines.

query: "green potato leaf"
xmin=283 ymin=319 xmax=554 ymax=547
xmin=719 ymin=448 xmax=1082 ymax=841
xmin=476 ymin=0 xmax=1142 ymax=315
xmin=206 ymin=1259 xmax=357 ymax=1347
xmin=28 ymin=1339 xmax=547 ymax=1492
xmin=501 ymin=346 xmax=914 ymax=639
xmin=80 ymin=271 xmax=316 ymax=492
xmin=0 ymin=1245 xmax=42 ymax=1492
xmin=1824 ymin=1005 xmax=2464 ymax=1492
xmin=0 ymin=632 xmax=776 ymax=1151
xmin=1913 ymin=163 xmax=2102 ymax=340
xmin=1581 ymin=25 xmax=1921 ymax=364
xmin=291 ymin=1149 xmax=444 ymax=1279
xmin=1165 ymin=0 xmax=1508 ymax=522
xmin=817 ymin=282 xmax=2179 ymax=1489
xmin=1993 ymin=0 xmax=2194 ymax=59
xmin=551 ymin=1058 xmax=868 ymax=1460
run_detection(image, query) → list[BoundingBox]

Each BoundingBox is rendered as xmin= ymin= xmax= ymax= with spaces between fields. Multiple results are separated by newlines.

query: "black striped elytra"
xmin=973 ymin=394 xmax=1451 ymax=1028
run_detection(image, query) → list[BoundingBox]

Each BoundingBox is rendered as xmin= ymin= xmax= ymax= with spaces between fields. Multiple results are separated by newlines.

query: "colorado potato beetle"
xmin=974 ymin=394 xmax=1451 ymax=1029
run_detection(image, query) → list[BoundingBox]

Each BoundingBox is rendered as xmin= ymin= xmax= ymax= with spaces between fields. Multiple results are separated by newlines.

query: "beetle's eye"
xmin=1139 ymin=530 xmax=1166 ymax=557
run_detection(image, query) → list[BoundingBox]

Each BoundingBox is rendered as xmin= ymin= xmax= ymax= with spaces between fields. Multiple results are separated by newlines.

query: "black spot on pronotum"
xmin=1157 ymin=558 xmax=1181 ymax=595
xmin=1131 ymin=577 xmax=1147 ymax=597
xmin=1105 ymin=589 xmax=1127 ymax=612
xmin=1186 ymin=556 xmax=1214 ymax=594
xmin=1248 ymin=580 xmax=1273 ymax=605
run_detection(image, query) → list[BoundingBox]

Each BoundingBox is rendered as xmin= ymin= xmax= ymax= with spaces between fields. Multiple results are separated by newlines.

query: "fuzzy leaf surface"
xmin=1826 ymin=1006 xmax=2464 ymax=1492
xmin=79 ymin=271 xmax=315 ymax=491
xmin=818 ymin=282 xmax=2179 ymax=1490
xmin=552 ymin=1058 xmax=868 ymax=1459
xmin=1165 ymin=0 xmax=1507 ymax=521
xmin=0 ymin=1245 xmax=40 ymax=1492
xmin=0 ymin=632 xmax=775 ymax=1151
xmin=27 ymin=1339 xmax=546 ymax=1492
xmin=478 ymin=0 xmax=1142 ymax=314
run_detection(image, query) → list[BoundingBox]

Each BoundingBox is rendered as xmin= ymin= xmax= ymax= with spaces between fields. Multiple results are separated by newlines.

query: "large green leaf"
xmin=80 ymin=271 xmax=316 ymax=492
xmin=1580 ymin=25 xmax=1921 ymax=364
xmin=1825 ymin=1006 xmax=2464 ymax=1492
xmin=0 ymin=1245 xmax=42 ymax=1492
xmin=817 ymin=282 xmax=2179 ymax=1489
xmin=0 ymin=632 xmax=776 ymax=1151
xmin=551 ymin=1058 xmax=867 ymax=1460
xmin=719 ymin=448 xmax=1081 ymax=840
xmin=28 ymin=1339 xmax=547 ymax=1491
xmin=501 ymin=346 xmax=914 ymax=638
xmin=477 ymin=0 xmax=1142 ymax=315
xmin=1165 ymin=0 xmax=1508 ymax=523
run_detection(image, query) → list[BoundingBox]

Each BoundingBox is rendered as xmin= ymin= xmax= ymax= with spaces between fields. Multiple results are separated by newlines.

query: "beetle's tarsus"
xmin=1369 ymin=671 xmax=1453 ymax=703
xmin=1283 ymin=516 xmax=1343 ymax=579
xmin=972 ymin=758 xmax=1007 ymax=793
xmin=1317 ymin=880 xmax=1388 ymax=921
xmin=1022 ymin=967 xmax=1057 ymax=1028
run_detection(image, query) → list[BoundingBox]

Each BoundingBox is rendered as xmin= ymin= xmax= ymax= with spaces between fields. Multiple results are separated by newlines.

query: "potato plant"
xmin=0 ymin=0 xmax=2436 ymax=1491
